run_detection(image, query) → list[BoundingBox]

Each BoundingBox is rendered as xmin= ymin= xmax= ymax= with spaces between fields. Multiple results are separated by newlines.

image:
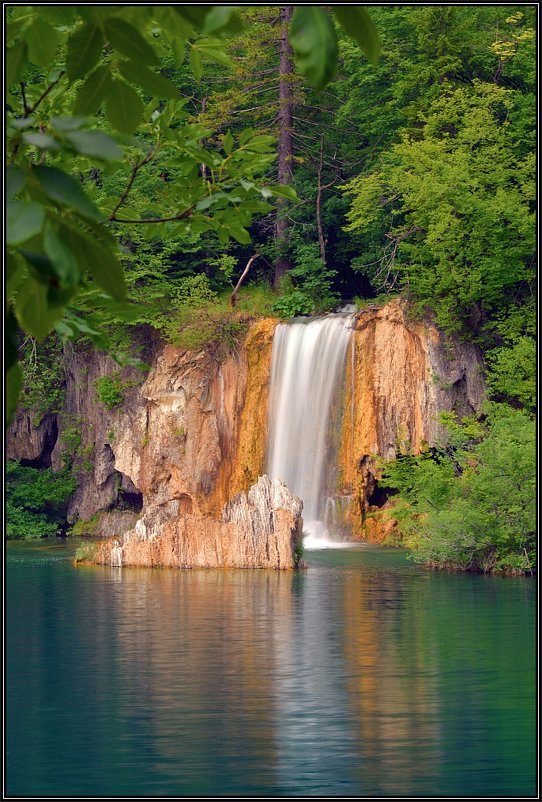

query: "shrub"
xmin=6 ymin=461 xmax=77 ymax=540
xmin=379 ymin=404 xmax=536 ymax=573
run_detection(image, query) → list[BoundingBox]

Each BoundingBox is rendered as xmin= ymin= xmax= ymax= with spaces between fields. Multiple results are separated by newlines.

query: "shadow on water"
xmin=6 ymin=541 xmax=536 ymax=797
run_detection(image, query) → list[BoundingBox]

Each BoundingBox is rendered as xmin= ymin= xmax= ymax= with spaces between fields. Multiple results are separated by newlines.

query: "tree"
xmin=6 ymin=5 xmax=380 ymax=423
xmin=380 ymin=404 xmax=536 ymax=574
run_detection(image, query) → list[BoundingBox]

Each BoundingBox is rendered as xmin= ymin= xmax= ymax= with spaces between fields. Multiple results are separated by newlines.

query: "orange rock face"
xmin=93 ymin=475 xmax=303 ymax=570
xmin=339 ymin=299 xmax=485 ymax=540
xmin=8 ymin=301 xmax=485 ymax=557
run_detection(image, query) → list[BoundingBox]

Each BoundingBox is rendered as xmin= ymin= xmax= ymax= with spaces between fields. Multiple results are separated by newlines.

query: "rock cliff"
xmin=340 ymin=299 xmax=485 ymax=538
xmin=92 ymin=475 xmax=303 ymax=570
xmin=7 ymin=301 xmax=485 ymax=556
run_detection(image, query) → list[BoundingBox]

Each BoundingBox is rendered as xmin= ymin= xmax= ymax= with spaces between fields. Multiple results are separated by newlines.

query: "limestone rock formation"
xmin=7 ymin=302 xmax=485 ymax=552
xmin=339 ymin=299 xmax=485 ymax=538
xmin=92 ymin=475 xmax=303 ymax=570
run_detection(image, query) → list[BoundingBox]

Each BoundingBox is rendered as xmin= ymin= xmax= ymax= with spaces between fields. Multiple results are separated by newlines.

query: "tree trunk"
xmin=316 ymin=134 xmax=327 ymax=267
xmin=274 ymin=5 xmax=294 ymax=288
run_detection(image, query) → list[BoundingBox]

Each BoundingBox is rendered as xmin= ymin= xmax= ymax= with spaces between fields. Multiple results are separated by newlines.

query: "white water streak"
xmin=266 ymin=314 xmax=355 ymax=547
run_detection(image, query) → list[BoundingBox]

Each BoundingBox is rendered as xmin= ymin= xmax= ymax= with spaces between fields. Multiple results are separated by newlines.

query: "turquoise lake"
xmin=6 ymin=540 xmax=536 ymax=797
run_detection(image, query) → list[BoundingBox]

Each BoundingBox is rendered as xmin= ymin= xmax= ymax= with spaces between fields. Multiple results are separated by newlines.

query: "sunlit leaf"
xmin=202 ymin=6 xmax=243 ymax=34
xmin=223 ymin=130 xmax=234 ymax=155
xmin=22 ymin=132 xmax=61 ymax=150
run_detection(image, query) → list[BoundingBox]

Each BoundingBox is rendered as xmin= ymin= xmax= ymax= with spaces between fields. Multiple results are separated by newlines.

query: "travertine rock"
xmin=7 ymin=302 xmax=485 ymax=552
xmin=339 ymin=299 xmax=485 ymax=539
xmin=93 ymin=475 xmax=303 ymax=570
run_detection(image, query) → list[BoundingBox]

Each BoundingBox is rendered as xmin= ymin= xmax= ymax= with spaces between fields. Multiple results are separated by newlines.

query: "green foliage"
xmin=94 ymin=374 xmax=125 ymax=409
xmin=273 ymin=242 xmax=338 ymax=318
xmin=18 ymin=336 xmax=65 ymax=420
xmin=10 ymin=5 xmax=360 ymax=421
xmin=380 ymin=405 xmax=536 ymax=574
xmin=486 ymin=337 xmax=536 ymax=411
xmin=6 ymin=461 xmax=77 ymax=540
xmin=293 ymin=538 xmax=305 ymax=569
xmin=342 ymin=81 xmax=535 ymax=336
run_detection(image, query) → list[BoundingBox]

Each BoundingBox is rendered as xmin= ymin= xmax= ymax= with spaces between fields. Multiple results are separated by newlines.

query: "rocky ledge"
xmin=91 ymin=475 xmax=304 ymax=570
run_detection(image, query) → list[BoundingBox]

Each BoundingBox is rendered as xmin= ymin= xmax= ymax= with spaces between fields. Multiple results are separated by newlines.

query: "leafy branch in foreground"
xmin=6 ymin=5 xmax=380 ymax=424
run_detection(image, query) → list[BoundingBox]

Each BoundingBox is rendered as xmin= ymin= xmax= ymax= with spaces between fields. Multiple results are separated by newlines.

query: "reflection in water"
xmin=6 ymin=543 xmax=536 ymax=797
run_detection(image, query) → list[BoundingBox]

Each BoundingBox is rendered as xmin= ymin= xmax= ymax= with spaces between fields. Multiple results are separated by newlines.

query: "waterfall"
xmin=266 ymin=312 xmax=355 ymax=548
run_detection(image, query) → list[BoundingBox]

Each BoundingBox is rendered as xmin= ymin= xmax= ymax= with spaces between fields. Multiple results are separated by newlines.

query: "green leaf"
xmin=242 ymin=134 xmax=276 ymax=153
xmin=25 ymin=17 xmax=60 ymax=67
xmin=66 ymin=23 xmax=103 ymax=81
xmin=7 ymin=165 xmax=25 ymax=198
xmin=105 ymin=79 xmax=144 ymax=133
xmin=43 ymin=222 xmax=80 ymax=288
xmin=73 ymin=65 xmax=113 ymax=115
xmin=195 ymin=38 xmax=234 ymax=69
xmin=202 ymin=7 xmax=243 ymax=35
xmin=104 ymin=18 xmax=158 ymax=65
xmin=51 ymin=116 xmax=89 ymax=131
xmin=19 ymin=249 xmax=57 ymax=281
xmin=60 ymin=223 xmax=126 ymax=301
xmin=14 ymin=272 xmax=66 ymax=340
xmin=37 ymin=6 xmax=77 ymax=25
xmin=289 ymin=7 xmax=338 ymax=90
xmin=10 ymin=116 xmax=36 ymax=130
xmin=223 ymin=130 xmax=234 ymax=155
xmin=332 ymin=6 xmax=381 ymax=65
xmin=118 ymin=60 xmax=179 ymax=99
xmin=189 ymin=47 xmax=203 ymax=80
xmin=22 ymin=132 xmax=61 ymax=150
xmin=7 ymin=40 xmax=28 ymax=87
xmin=267 ymin=184 xmax=298 ymax=200
xmin=227 ymin=223 xmax=252 ymax=245
xmin=7 ymin=251 xmax=26 ymax=298
xmin=7 ymin=200 xmax=45 ymax=245
xmin=7 ymin=362 xmax=23 ymax=426
xmin=34 ymin=166 xmax=102 ymax=221
xmin=174 ymin=7 xmax=212 ymax=27
xmin=171 ymin=37 xmax=187 ymax=68
xmin=65 ymin=130 xmax=123 ymax=160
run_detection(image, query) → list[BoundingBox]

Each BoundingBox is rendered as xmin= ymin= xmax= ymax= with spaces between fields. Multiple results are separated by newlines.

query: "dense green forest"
xmin=6 ymin=5 xmax=536 ymax=572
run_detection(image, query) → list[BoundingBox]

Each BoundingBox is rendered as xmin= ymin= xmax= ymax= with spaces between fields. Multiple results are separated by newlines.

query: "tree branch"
xmin=108 ymin=150 xmax=155 ymax=221
xmin=27 ymin=71 xmax=66 ymax=115
xmin=109 ymin=208 xmax=194 ymax=224
xmin=230 ymin=254 xmax=259 ymax=307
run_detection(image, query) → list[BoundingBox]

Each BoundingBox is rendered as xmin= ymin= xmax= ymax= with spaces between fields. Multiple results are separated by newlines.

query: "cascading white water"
xmin=266 ymin=312 xmax=355 ymax=548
